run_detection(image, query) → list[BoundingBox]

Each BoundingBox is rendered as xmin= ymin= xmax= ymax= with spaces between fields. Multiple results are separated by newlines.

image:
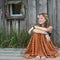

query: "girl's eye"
xmin=40 ymin=18 xmax=43 ymax=19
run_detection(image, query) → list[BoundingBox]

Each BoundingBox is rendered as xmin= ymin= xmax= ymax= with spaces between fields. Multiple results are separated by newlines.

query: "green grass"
xmin=0 ymin=27 xmax=60 ymax=48
xmin=0 ymin=27 xmax=31 ymax=48
xmin=51 ymin=29 xmax=60 ymax=48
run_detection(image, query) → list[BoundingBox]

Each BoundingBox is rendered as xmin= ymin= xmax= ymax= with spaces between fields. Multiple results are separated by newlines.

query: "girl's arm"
xmin=33 ymin=29 xmax=48 ymax=34
xmin=33 ymin=29 xmax=51 ymax=41
xmin=28 ymin=27 xmax=34 ymax=34
xmin=35 ymin=25 xmax=53 ymax=33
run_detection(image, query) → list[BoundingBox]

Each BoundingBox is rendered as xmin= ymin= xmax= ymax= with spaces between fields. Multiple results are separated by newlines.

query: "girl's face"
xmin=37 ymin=15 xmax=46 ymax=24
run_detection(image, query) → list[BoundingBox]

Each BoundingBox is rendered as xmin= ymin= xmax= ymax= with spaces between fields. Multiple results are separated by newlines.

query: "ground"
xmin=0 ymin=48 xmax=60 ymax=60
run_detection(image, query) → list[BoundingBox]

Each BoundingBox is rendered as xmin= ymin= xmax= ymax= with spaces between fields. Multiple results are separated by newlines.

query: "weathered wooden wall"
xmin=56 ymin=0 xmax=60 ymax=42
xmin=0 ymin=0 xmax=28 ymax=33
xmin=0 ymin=0 xmax=60 ymax=43
xmin=0 ymin=0 xmax=47 ymax=32
xmin=47 ymin=0 xmax=60 ymax=43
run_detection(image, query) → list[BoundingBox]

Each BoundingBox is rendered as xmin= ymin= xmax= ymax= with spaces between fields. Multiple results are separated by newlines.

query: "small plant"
xmin=19 ymin=29 xmax=31 ymax=48
xmin=51 ymin=29 xmax=60 ymax=48
xmin=0 ymin=27 xmax=31 ymax=48
xmin=0 ymin=26 xmax=60 ymax=48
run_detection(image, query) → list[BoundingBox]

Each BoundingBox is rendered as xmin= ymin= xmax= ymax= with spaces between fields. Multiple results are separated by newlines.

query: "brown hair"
xmin=38 ymin=13 xmax=50 ymax=28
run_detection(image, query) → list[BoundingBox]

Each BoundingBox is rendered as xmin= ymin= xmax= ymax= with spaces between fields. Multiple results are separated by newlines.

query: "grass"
xmin=0 ymin=27 xmax=60 ymax=48
xmin=0 ymin=27 xmax=31 ymax=48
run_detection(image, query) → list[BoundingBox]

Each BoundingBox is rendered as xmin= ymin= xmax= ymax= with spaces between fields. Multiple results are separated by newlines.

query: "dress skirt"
xmin=24 ymin=33 xmax=59 ymax=58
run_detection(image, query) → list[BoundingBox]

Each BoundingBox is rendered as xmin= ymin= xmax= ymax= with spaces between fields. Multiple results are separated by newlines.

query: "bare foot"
xmin=41 ymin=56 xmax=46 ymax=60
xmin=36 ymin=56 xmax=41 ymax=60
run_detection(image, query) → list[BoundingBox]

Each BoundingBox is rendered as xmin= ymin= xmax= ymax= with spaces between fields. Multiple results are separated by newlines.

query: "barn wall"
xmin=56 ymin=0 xmax=60 ymax=42
xmin=0 ymin=0 xmax=60 ymax=43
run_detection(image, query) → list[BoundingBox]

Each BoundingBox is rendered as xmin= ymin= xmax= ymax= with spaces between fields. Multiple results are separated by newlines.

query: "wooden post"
xmin=47 ymin=0 xmax=57 ymax=44
xmin=36 ymin=0 xmax=40 ymax=23
xmin=56 ymin=0 xmax=60 ymax=43
xmin=28 ymin=0 xmax=36 ymax=28
xmin=1 ymin=0 xmax=5 ymax=27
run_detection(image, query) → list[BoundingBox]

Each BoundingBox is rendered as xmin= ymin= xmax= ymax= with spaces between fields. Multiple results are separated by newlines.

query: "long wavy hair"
xmin=37 ymin=13 xmax=50 ymax=28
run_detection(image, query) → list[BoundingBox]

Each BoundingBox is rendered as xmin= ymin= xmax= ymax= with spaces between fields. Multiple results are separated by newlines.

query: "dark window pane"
xmin=12 ymin=3 xmax=22 ymax=14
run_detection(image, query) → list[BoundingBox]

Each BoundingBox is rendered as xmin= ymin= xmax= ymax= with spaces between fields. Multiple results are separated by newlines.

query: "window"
xmin=5 ymin=0 xmax=25 ymax=19
xmin=10 ymin=2 xmax=23 ymax=16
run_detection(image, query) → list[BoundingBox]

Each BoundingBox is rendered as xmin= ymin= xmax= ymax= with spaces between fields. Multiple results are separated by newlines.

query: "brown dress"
xmin=24 ymin=33 xmax=59 ymax=58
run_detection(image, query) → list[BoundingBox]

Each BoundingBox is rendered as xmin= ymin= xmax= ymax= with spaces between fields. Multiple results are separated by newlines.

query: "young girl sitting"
xmin=24 ymin=13 xmax=59 ymax=60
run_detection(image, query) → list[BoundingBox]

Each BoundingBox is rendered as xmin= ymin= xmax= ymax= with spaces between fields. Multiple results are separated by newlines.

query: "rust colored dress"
xmin=24 ymin=33 xmax=59 ymax=58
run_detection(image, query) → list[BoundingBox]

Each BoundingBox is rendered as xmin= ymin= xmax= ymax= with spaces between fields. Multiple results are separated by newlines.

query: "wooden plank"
xmin=0 ymin=0 xmax=2 ymax=8
xmin=56 ymin=0 xmax=60 ymax=42
xmin=6 ymin=20 xmax=10 ymax=33
xmin=47 ymin=0 xmax=53 ymax=25
xmin=1 ymin=0 xmax=5 ymax=27
xmin=28 ymin=0 xmax=36 ymax=28
xmin=18 ymin=20 xmax=20 ymax=32
xmin=24 ymin=0 xmax=29 ymax=30
xmin=38 ymin=0 xmax=47 ymax=13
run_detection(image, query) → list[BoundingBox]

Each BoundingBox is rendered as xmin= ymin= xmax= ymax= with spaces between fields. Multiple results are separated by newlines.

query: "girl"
xmin=24 ymin=13 xmax=59 ymax=60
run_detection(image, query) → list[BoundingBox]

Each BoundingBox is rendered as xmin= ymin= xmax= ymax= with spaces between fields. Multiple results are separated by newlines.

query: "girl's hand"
xmin=28 ymin=30 xmax=31 ymax=34
xmin=45 ymin=35 xmax=51 ymax=41
xmin=28 ymin=27 xmax=34 ymax=34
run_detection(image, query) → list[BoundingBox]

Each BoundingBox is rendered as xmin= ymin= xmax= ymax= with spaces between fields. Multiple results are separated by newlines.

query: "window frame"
xmin=10 ymin=4 xmax=23 ymax=17
xmin=5 ymin=0 xmax=25 ymax=20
